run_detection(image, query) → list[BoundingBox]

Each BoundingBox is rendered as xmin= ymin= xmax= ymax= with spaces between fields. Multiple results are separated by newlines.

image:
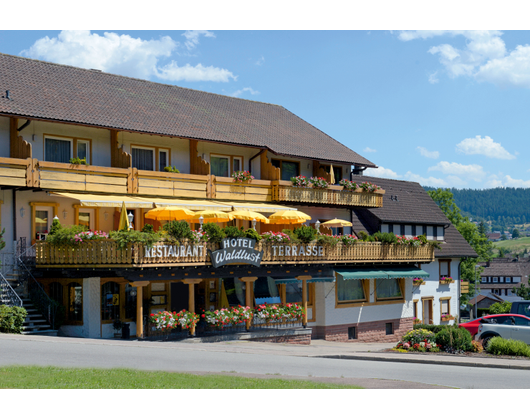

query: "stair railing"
xmin=16 ymin=244 xmax=62 ymax=329
xmin=0 ymin=272 xmax=23 ymax=307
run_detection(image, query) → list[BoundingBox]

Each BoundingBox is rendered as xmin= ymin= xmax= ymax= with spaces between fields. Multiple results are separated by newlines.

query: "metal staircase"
xmin=0 ymin=241 xmax=59 ymax=336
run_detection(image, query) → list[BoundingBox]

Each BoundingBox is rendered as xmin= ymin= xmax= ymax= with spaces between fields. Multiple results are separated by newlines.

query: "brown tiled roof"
xmin=478 ymin=261 xmax=530 ymax=278
xmin=349 ymin=175 xmax=478 ymax=258
xmin=0 ymin=53 xmax=375 ymax=167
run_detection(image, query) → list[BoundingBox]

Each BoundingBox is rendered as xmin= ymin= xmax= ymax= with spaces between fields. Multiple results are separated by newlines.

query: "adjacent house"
xmin=477 ymin=258 xmax=530 ymax=299
xmin=1 ymin=53 xmax=441 ymax=342
xmin=347 ymin=176 xmax=478 ymax=325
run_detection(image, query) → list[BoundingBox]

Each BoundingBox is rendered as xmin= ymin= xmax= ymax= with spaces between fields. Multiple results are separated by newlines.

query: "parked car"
xmin=477 ymin=318 xmax=530 ymax=348
xmin=459 ymin=314 xmax=530 ymax=337
xmin=510 ymin=301 xmax=530 ymax=317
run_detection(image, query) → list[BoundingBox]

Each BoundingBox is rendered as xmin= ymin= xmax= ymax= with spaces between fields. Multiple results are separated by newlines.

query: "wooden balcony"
xmin=272 ymin=181 xmax=384 ymax=207
xmin=0 ymin=157 xmax=382 ymax=208
xmin=35 ymin=240 xmax=434 ymax=268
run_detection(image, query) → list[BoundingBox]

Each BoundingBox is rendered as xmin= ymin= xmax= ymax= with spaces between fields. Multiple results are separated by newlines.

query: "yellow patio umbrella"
xmin=187 ymin=210 xmax=234 ymax=224
xmin=267 ymin=210 xmax=311 ymax=225
xmin=329 ymin=164 xmax=336 ymax=184
xmin=144 ymin=206 xmax=196 ymax=221
xmin=321 ymin=218 xmax=353 ymax=228
xmin=228 ymin=210 xmax=269 ymax=224
xmin=118 ymin=201 xmax=130 ymax=231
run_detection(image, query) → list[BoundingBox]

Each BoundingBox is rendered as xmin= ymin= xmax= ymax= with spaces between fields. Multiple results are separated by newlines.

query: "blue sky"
xmin=2 ymin=27 xmax=530 ymax=190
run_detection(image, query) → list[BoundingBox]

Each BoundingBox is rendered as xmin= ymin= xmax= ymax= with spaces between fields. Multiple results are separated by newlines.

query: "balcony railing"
xmin=35 ymin=240 xmax=434 ymax=268
xmin=272 ymin=181 xmax=384 ymax=207
xmin=0 ymin=157 xmax=383 ymax=207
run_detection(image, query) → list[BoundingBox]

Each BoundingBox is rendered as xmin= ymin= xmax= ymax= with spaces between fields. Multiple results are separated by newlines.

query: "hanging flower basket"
xmin=439 ymin=276 xmax=454 ymax=284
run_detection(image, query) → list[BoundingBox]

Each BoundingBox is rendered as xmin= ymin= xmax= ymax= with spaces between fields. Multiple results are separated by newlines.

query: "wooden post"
xmin=296 ymin=276 xmax=312 ymax=327
xmin=239 ymin=277 xmax=258 ymax=330
xmin=130 ymin=281 xmax=149 ymax=339
xmin=183 ymin=278 xmax=203 ymax=336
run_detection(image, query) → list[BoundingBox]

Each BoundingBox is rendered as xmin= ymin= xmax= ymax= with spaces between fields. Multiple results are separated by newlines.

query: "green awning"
xmin=335 ymin=266 xmax=429 ymax=281
xmin=335 ymin=268 xmax=389 ymax=281
xmin=382 ymin=267 xmax=429 ymax=279
xmin=273 ymin=277 xmax=335 ymax=284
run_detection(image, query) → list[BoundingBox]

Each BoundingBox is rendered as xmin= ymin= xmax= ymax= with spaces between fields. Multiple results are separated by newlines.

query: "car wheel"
xmin=482 ymin=335 xmax=494 ymax=349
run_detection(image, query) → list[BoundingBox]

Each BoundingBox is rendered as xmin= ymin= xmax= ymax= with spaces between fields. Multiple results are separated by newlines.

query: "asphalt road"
xmin=0 ymin=335 xmax=528 ymax=389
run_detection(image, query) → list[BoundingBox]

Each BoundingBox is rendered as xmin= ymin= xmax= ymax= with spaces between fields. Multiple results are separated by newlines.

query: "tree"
xmin=488 ymin=301 xmax=512 ymax=314
xmin=501 ymin=234 xmax=507 ymax=240
xmin=428 ymin=188 xmax=493 ymax=304
xmin=513 ymin=284 xmax=530 ymax=300
xmin=478 ymin=221 xmax=488 ymax=236
xmin=513 ymin=228 xmax=520 ymax=238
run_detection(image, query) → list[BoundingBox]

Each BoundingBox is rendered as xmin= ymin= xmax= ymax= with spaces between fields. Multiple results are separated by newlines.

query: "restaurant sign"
xmin=209 ymin=238 xmax=263 ymax=268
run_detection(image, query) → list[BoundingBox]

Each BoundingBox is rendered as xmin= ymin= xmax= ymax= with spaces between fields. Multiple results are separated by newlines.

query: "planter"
xmin=439 ymin=278 xmax=455 ymax=285
xmin=413 ymin=319 xmax=422 ymax=325
xmin=441 ymin=315 xmax=455 ymax=322
xmin=412 ymin=278 xmax=425 ymax=286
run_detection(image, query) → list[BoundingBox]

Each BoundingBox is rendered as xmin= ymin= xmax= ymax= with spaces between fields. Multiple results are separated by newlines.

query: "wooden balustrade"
xmin=35 ymin=240 xmax=434 ymax=267
xmin=0 ymin=156 xmax=383 ymax=207
xmin=273 ymin=182 xmax=384 ymax=207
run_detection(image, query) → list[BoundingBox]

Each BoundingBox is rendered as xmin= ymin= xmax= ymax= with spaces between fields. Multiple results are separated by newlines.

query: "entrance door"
xmin=171 ymin=282 xmax=188 ymax=313
xmin=422 ymin=298 xmax=433 ymax=324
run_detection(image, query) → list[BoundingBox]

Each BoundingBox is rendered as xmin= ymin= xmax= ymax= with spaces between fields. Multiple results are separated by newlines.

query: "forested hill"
xmin=423 ymin=187 xmax=530 ymax=223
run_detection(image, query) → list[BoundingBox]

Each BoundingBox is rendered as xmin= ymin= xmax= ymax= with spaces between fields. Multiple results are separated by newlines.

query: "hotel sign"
xmin=209 ymin=238 xmax=263 ymax=268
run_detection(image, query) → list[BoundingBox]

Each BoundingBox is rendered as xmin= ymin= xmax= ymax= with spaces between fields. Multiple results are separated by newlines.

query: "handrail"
xmin=0 ymin=272 xmax=23 ymax=307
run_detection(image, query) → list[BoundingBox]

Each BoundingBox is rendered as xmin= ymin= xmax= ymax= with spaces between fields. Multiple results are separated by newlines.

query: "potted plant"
xmin=412 ymin=278 xmax=425 ymax=286
xmin=309 ymin=176 xmax=329 ymax=189
xmin=441 ymin=314 xmax=455 ymax=322
xmin=339 ymin=179 xmax=358 ymax=191
xmin=113 ymin=319 xmax=123 ymax=338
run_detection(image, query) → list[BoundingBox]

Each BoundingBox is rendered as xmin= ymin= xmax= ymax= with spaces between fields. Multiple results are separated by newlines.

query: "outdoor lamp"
xmin=53 ymin=215 xmax=59 ymax=220
xmin=315 ymin=220 xmax=320 ymax=232
xmin=130 ymin=288 xmax=137 ymax=297
xmin=199 ymin=215 xmax=204 ymax=229
xmin=127 ymin=212 xmax=134 ymax=229
xmin=20 ymin=207 xmax=25 ymax=218
xmin=63 ymin=209 xmax=68 ymax=220
xmin=252 ymin=218 xmax=257 ymax=230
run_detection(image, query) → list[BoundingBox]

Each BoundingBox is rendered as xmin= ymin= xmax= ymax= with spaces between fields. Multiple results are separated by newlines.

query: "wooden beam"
xmin=296 ymin=275 xmax=312 ymax=327
xmin=183 ymin=278 xmax=203 ymax=335
xmin=239 ymin=277 xmax=258 ymax=330
xmin=129 ymin=281 xmax=149 ymax=338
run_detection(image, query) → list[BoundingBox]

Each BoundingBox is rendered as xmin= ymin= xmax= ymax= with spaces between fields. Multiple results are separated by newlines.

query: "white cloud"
xmin=488 ymin=175 xmax=530 ymax=188
xmin=364 ymin=166 xmax=399 ymax=179
xmin=417 ymin=146 xmax=439 ymax=159
xmin=182 ymin=30 xmax=215 ymax=51
xmin=156 ymin=62 xmax=236 ymax=82
xmin=21 ymin=30 xmax=236 ymax=83
xmin=428 ymin=71 xmax=439 ymax=84
xmin=363 ymin=147 xmax=377 ymax=153
xmin=403 ymin=171 xmax=448 ymax=187
xmin=230 ymin=87 xmax=260 ymax=97
xmin=256 ymin=56 xmax=265 ymax=66
xmin=428 ymin=161 xmax=486 ymax=182
xmin=398 ymin=31 xmax=530 ymax=88
xmin=456 ymin=135 xmax=515 ymax=160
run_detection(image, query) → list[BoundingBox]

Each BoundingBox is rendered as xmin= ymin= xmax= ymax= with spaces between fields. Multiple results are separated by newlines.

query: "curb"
xmin=314 ymin=354 xmax=530 ymax=371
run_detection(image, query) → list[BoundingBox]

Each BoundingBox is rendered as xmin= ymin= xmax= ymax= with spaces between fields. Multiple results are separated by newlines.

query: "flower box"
xmin=412 ymin=278 xmax=425 ymax=286
xmin=232 ymin=170 xmax=254 ymax=183
xmin=441 ymin=314 xmax=455 ymax=322
xmin=413 ymin=318 xmax=422 ymax=325
xmin=439 ymin=277 xmax=454 ymax=284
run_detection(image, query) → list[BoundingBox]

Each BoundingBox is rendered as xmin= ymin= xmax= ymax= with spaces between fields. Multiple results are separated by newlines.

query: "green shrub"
xmin=164 ymin=166 xmax=180 ymax=173
xmin=223 ymin=226 xmax=245 ymax=238
xmin=164 ymin=220 xmax=192 ymax=241
xmin=373 ymin=231 xmax=398 ymax=244
xmin=401 ymin=328 xmax=436 ymax=345
xmin=0 ymin=305 xmax=28 ymax=334
xmin=282 ymin=229 xmax=298 ymax=242
xmin=316 ymin=234 xmax=340 ymax=246
xmin=357 ymin=231 xmax=370 ymax=241
xmin=0 ymin=227 xmax=6 ymax=251
xmin=486 ymin=337 xmax=530 ymax=357
xmin=435 ymin=326 xmax=473 ymax=352
xmin=293 ymin=225 xmax=317 ymax=243
xmin=202 ymin=223 xmax=225 ymax=243
xmin=413 ymin=324 xmax=449 ymax=334
xmin=488 ymin=301 xmax=512 ymax=314
xmin=69 ymin=157 xmax=87 ymax=165
xmin=49 ymin=218 xmax=62 ymax=235
xmin=46 ymin=225 xmax=86 ymax=245
xmin=142 ymin=224 xmax=154 ymax=233
xmin=243 ymin=228 xmax=262 ymax=241
xmin=109 ymin=230 xmax=160 ymax=249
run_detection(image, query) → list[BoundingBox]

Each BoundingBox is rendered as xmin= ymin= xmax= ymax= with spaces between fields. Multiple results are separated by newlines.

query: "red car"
xmin=459 ymin=314 xmax=530 ymax=336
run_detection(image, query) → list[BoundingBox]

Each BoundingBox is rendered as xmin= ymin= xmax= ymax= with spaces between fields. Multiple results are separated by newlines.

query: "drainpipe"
xmin=12 ymin=189 xmax=17 ymax=243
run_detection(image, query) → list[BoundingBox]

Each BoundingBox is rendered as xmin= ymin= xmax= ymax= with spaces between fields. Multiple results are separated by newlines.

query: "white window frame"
xmin=232 ymin=156 xmax=243 ymax=173
xmin=44 ymin=136 xmax=73 ymax=162
xmin=131 ymin=146 xmax=156 ymax=171
xmin=210 ymin=154 xmax=231 ymax=177
xmin=76 ymin=139 xmax=91 ymax=164
xmin=493 ymin=277 xmax=498 ymax=283
xmin=159 ymin=148 xmax=169 ymax=172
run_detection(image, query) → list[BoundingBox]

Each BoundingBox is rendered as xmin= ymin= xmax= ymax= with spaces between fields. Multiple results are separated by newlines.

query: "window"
xmin=211 ymin=155 xmax=230 ymax=177
xmin=481 ymin=277 xmax=487 ymax=283
xmin=337 ymin=278 xmax=367 ymax=303
xmin=506 ymin=277 xmax=511 ymax=283
xmin=284 ymin=282 xmax=309 ymax=303
xmin=102 ymin=282 xmax=120 ymax=321
xmin=67 ymin=282 xmax=83 ymax=322
xmin=210 ymin=154 xmax=244 ymax=177
xmin=439 ymin=260 xmax=451 ymax=277
xmin=159 ymin=149 xmax=169 ymax=172
xmin=78 ymin=211 xmax=92 ymax=230
xmin=413 ymin=299 xmax=418 ymax=320
xmin=132 ymin=147 xmax=155 ymax=171
xmin=44 ymin=135 xmax=91 ymax=164
xmin=514 ymin=317 xmax=530 ymax=326
xmin=348 ymin=326 xmax=357 ymax=339
xmin=124 ymin=284 xmax=137 ymax=320
xmin=385 ymin=323 xmax=394 ymax=335
xmin=493 ymin=277 xmax=498 ymax=283
xmin=35 ymin=210 xmax=49 ymax=240
xmin=45 ymin=137 xmax=72 ymax=163
xmin=440 ymin=297 xmax=451 ymax=316
xmin=271 ymin=159 xmax=300 ymax=181
xmin=376 ymin=278 xmax=403 ymax=300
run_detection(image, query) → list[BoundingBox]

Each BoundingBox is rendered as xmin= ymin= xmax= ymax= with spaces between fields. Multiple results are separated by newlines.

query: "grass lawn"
xmin=0 ymin=366 xmax=362 ymax=389
xmin=493 ymin=237 xmax=530 ymax=255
